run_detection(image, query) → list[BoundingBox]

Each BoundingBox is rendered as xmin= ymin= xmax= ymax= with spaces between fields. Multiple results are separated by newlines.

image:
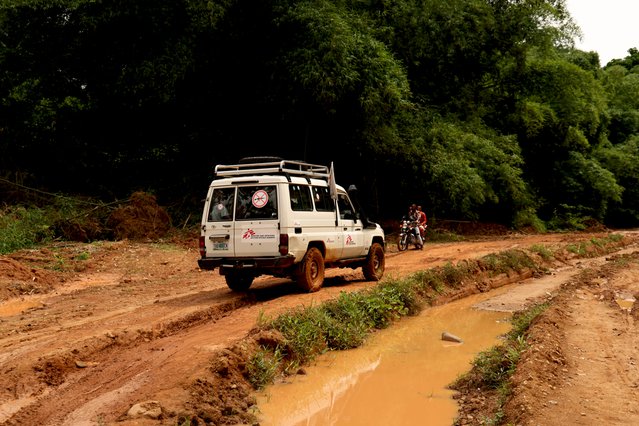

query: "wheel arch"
xmin=371 ymin=235 xmax=385 ymax=249
xmin=306 ymin=240 xmax=326 ymax=258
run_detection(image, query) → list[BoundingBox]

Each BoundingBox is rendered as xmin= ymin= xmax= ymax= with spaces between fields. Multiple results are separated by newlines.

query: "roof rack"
xmin=214 ymin=160 xmax=330 ymax=181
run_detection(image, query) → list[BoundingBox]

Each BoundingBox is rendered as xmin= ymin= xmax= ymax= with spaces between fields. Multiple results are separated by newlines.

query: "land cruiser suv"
xmin=197 ymin=159 xmax=385 ymax=292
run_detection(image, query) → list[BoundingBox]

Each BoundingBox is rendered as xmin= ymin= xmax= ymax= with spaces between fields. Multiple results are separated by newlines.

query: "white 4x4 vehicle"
xmin=198 ymin=159 xmax=385 ymax=292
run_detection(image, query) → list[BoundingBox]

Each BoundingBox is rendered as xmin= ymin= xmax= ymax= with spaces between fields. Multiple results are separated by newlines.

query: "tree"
xmin=605 ymin=47 xmax=639 ymax=70
xmin=602 ymin=65 xmax=639 ymax=144
xmin=595 ymin=137 xmax=639 ymax=226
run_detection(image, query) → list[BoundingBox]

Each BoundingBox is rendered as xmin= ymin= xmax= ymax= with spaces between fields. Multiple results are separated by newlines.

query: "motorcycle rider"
xmin=407 ymin=204 xmax=424 ymax=249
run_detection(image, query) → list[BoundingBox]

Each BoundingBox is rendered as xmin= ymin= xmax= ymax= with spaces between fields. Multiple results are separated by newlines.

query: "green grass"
xmin=567 ymin=242 xmax=588 ymax=256
xmin=0 ymin=205 xmax=54 ymax=254
xmin=462 ymin=302 xmax=548 ymax=391
xmin=0 ymin=198 xmax=103 ymax=254
xmin=452 ymin=302 xmax=550 ymax=425
xmin=425 ymin=229 xmax=465 ymax=243
xmin=247 ymin=346 xmax=283 ymax=390
xmin=75 ymin=251 xmax=91 ymax=261
xmin=529 ymin=244 xmax=553 ymax=260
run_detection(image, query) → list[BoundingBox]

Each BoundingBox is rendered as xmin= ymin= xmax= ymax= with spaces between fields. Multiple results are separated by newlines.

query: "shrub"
xmin=0 ymin=205 xmax=53 ymax=254
xmin=246 ymin=346 xmax=283 ymax=390
xmin=530 ymin=244 xmax=553 ymax=260
xmin=271 ymin=307 xmax=329 ymax=365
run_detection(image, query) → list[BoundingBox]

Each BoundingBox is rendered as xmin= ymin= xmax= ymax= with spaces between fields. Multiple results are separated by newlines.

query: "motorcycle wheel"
xmin=398 ymin=235 xmax=409 ymax=251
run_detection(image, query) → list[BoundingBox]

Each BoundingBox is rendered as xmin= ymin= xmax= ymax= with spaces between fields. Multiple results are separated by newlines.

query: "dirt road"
xmin=0 ymin=231 xmax=637 ymax=425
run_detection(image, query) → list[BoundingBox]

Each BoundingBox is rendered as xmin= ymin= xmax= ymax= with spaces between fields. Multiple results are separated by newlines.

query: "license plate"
xmin=213 ymin=242 xmax=228 ymax=250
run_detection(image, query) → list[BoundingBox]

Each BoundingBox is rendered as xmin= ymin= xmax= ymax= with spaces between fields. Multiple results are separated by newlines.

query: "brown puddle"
xmin=256 ymin=292 xmax=512 ymax=425
xmin=616 ymin=297 xmax=636 ymax=312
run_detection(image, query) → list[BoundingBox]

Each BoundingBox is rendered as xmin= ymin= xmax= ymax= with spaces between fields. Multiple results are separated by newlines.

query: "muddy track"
xmin=0 ymin=232 xmax=635 ymax=425
xmin=455 ymin=244 xmax=639 ymax=425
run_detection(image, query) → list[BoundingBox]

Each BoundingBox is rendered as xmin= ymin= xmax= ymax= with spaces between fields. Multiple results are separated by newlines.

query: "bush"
xmin=513 ymin=208 xmax=546 ymax=232
xmin=0 ymin=205 xmax=53 ymax=254
xmin=246 ymin=346 xmax=283 ymax=390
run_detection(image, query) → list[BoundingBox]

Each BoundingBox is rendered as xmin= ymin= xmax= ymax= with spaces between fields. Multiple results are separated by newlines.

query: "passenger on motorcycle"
xmin=417 ymin=205 xmax=427 ymax=239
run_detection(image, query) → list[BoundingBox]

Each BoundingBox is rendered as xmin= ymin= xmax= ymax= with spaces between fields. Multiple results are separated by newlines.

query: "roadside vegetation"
xmin=243 ymin=234 xmax=626 ymax=391
xmin=451 ymin=245 xmax=639 ymax=425
xmin=0 ymin=204 xmax=54 ymax=254
xmin=0 ymin=192 xmax=175 ymax=255
xmin=450 ymin=302 xmax=550 ymax=425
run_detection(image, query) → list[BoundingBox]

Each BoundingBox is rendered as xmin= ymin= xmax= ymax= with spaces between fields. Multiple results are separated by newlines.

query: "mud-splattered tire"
xmin=295 ymin=247 xmax=325 ymax=292
xmin=363 ymin=243 xmax=385 ymax=281
xmin=224 ymin=271 xmax=254 ymax=291
xmin=398 ymin=235 xmax=409 ymax=252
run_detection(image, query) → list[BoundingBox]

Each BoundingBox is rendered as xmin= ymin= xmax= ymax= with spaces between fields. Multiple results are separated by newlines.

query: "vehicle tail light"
xmin=199 ymin=236 xmax=206 ymax=257
xmin=279 ymin=233 xmax=289 ymax=255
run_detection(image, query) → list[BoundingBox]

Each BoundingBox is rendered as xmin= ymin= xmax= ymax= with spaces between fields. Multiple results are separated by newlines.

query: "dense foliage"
xmin=1 ymin=0 xmax=638 ymax=227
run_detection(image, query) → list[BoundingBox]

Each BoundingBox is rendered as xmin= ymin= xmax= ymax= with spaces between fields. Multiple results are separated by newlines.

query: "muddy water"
xmin=616 ymin=296 xmax=636 ymax=312
xmin=256 ymin=292 xmax=512 ymax=426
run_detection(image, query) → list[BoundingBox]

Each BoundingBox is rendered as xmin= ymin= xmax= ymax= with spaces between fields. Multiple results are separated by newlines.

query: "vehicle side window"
xmin=337 ymin=193 xmax=356 ymax=220
xmin=289 ymin=184 xmax=313 ymax=211
xmin=312 ymin=186 xmax=335 ymax=212
xmin=208 ymin=187 xmax=235 ymax=221
xmin=236 ymin=185 xmax=278 ymax=220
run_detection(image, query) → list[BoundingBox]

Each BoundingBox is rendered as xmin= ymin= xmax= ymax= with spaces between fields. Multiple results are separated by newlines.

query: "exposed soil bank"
xmin=453 ymin=246 xmax=639 ymax=425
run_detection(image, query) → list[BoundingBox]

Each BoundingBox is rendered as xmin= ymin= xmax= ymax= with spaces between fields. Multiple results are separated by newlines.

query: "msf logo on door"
xmin=242 ymin=229 xmax=256 ymax=239
xmin=345 ymin=235 xmax=355 ymax=246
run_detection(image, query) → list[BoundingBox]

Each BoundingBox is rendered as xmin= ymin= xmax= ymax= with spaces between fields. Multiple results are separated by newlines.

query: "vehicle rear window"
xmin=289 ymin=184 xmax=313 ymax=211
xmin=312 ymin=186 xmax=335 ymax=212
xmin=236 ymin=185 xmax=278 ymax=220
xmin=208 ymin=187 xmax=235 ymax=221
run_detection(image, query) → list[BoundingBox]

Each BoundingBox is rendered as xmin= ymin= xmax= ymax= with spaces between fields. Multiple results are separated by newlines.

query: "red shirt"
xmin=417 ymin=211 xmax=427 ymax=226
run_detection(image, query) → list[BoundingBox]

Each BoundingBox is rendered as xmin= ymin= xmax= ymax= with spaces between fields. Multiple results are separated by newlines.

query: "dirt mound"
xmin=52 ymin=217 xmax=105 ymax=242
xmin=107 ymin=192 xmax=171 ymax=240
xmin=182 ymin=330 xmax=287 ymax=424
xmin=0 ymin=256 xmax=55 ymax=299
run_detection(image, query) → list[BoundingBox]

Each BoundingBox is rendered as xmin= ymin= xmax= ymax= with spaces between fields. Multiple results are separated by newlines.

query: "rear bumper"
xmin=198 ymin=255 xmax=296 ymax=271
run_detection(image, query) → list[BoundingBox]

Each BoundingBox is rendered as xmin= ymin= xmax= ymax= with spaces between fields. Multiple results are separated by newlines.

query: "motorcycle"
xmin=397 ymin=218 xmax=424 ymax=251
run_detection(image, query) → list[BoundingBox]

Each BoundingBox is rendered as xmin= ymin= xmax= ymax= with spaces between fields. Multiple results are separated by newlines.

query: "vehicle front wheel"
xmin=224 ymin=271 xmax=254 ymax=291
xmin=363 ymin=242 xmax=385 ymax=281
xmin=295 ymin=247 xmax=325 ymax=292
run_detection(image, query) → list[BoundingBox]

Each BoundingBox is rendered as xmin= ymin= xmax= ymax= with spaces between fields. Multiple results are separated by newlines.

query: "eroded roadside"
xmin=454 ymin=247 xmax=639 ymax=425
xmin=0 ymin=231 xmax=637 ymax=425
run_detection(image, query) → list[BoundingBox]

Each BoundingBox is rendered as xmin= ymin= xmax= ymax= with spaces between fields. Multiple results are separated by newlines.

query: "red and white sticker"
xmin=252 ymin=190 xmax=269 ymax=208
xmin=241 ymin=228 xmax=276 ymax=241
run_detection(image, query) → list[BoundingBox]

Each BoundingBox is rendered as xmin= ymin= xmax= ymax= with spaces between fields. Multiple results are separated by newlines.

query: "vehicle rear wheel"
xmin=363 ymin=242 xmax=385 ymax=281
xmin=295 ymin=247 xmax=325 ymax=292
xmin=224 ymin=271 xmax=254 ymax=291
xmin=398 ymin=235 xmax=408 ymax=252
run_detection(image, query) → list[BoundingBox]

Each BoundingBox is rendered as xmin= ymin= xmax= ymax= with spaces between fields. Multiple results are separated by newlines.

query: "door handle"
xmin=222 ymin=224 xmax=231 ymax=228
